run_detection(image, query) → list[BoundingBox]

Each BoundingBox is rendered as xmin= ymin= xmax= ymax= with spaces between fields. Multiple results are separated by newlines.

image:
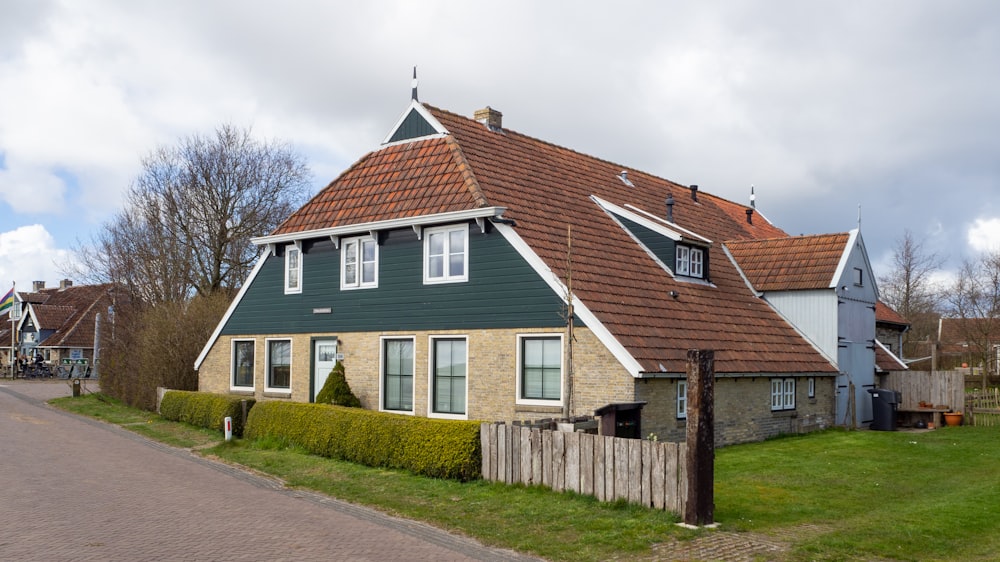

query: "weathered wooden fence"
xmin=966 ymin=388 xmax=1000 ymax=427
xmin=882 ymin=370 xmax=965 ymax=411
xmin=480 ymin=423 xmax=687 ymax=514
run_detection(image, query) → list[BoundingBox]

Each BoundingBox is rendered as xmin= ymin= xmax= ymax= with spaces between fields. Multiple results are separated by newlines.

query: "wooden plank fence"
xmin=882 ymin=370 xmax=965 ymax=412
xmin=966 ymin=388 xmax=1000 ymax=427
xmin=481 ymin=423 xmax=687 ymax=514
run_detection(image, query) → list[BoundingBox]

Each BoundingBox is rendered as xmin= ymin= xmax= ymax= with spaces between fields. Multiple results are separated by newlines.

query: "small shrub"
xmin=315 ymin=361 xmax=361 ymax=407
xmin=160 ymin=390 xmax=255 ymax=437
xmin=245 ymin=401 xmax=481 ymax=480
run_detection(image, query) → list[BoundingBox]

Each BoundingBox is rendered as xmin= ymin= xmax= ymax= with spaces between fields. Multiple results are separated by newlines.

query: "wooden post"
xmin=684 ymin=349 xmax=715 ymax=526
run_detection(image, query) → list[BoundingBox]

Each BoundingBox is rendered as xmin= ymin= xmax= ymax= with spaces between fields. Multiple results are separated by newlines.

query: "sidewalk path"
xmin=0 ymin=380 xmax=541 ymax=561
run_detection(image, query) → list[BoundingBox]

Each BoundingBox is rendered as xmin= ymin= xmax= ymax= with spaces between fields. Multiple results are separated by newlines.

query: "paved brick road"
xmin=0 ymin=381 xmax=540 ymax=562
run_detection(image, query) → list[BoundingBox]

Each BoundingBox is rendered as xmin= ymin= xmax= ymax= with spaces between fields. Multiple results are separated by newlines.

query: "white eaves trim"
xmin=623 ymin=203 xmax=713 ymax=244
xmin=830 ymin=229 xmax=859 ymax=289
xmin=591 ymin=196 xmax=681 ymax=241
xmin=874 ymin=339 xmax=908 ymax=372
xmin=491 ymin=221 xmax=645 ymax=378
xmin=194 ymin=251 xmax=269 ymax=370
xmin=251 ymin=207 xmax=507 ymax=246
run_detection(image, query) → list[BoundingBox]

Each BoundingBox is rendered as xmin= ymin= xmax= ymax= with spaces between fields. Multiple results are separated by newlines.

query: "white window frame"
xmin=264 ymin=338 xmax=292 ymax=393
xmin=380 ymin=336 xmax=416 ymax=415
xmin=677 ymin=380 xmax=687 ymax=419
xmin=230 ymin=338 xmax=255 ymax=391
xmin=771 ymin=378 xmax=796 ymax=411
xmin=423 ymin=224 xmax=469 ymax=284
xmin=428 ymin=335 xmax=469 ymax=420
xmin=808 ymin=377 xmax=816 ymax=398
xmin=676 ymin=245 xmax=704 ymax=278
xmin=341 ymin=235 xmax=379 ymax=289
xmin=516 ymin=333 xmax=564 ymax=407
xmin=284 ymin=244 xmax=302 ymax=294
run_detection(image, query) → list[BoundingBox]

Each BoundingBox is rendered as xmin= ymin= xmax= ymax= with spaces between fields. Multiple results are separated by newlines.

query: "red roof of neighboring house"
xmin=725 ymin=234 xmax=850 ymax=292
xmin=938 ymin=317 xmax=1000 ymax=355
xmin=26 ymin=284 xmax=117 ymax=349
xmin=267 ymin=103 xmax=836 ymax=375
xmin=875 ymin=301 xmax=909 ymax=327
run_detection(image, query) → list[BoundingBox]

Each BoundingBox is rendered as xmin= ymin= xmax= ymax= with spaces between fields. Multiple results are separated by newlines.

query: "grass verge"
xmin=52 ymin=393 xmax=1000 ymax=561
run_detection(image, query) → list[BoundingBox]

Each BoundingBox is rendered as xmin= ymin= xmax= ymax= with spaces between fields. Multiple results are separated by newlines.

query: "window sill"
xmin=515 ymin=405 xmax=563 ymax=414
xmin=771 ymin=410 xmax=797 ymax=418
xmin=263 ymin=391 xmax=292 ymax=399
xmin=228 ymin=389 xmax=255 ymax=396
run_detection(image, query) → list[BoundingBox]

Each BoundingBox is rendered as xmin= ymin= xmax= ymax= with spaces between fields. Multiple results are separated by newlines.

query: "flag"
xmin=0 ymin=287 xmax=13 ymax=314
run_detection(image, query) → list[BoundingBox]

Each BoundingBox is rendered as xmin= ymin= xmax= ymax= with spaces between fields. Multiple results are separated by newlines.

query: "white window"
xmin=677 ymin=380 xmax=687 ymax=419
xmin=284 ymin=244 xmax=302 ymax=294
xmin=676 ymin=245 xmax=705 ymax=278
xmin=341 ymin=236 xmax=378 ymax=289
xmin=381 ymin=337 xmax=414 ymax=413
xmin=429 ymin=336 xmax=467 ymax=418
xmin=771 ymin=378 xmax=796 ymax=411
xmin=808 ymin=377 xmax=815 ymax=398
xmin=424 ymin=224 xmax=468 ymax=284
xmin=265 ymin=339 xmax=292 ymax=392
xmin=517 ymin=334 xmax=563 ymax=405
xmin=231 ymin=339 xmax=255 ymax=390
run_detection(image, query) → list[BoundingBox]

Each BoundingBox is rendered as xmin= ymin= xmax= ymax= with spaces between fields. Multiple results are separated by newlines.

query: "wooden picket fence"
xmin=966 ymin=388 xmax=1000 ymax=427
xmin=480 ymin=423 xmax=687 ymax=513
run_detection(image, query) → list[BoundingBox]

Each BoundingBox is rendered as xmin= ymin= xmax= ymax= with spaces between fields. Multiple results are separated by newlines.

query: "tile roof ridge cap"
xmin=725 ymin=232 xmax=851 ymax=245
xmin=443 ymin=135 xmax=490 ymax=208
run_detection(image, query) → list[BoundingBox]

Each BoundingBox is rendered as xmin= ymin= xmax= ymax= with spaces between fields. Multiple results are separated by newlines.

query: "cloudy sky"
xmin=1 ymin=1 xmax=998 ymax=294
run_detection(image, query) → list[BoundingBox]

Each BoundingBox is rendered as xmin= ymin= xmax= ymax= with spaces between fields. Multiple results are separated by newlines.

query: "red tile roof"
xmin=875 ymin=301 xmax=908 ymax=327
xmin=28 ymin=284 xmax=117 ymax=349
xmin=270 ymin=103 xmax=836 ymax=375
xmin=725 ymin=233 xmax=850 ymax=291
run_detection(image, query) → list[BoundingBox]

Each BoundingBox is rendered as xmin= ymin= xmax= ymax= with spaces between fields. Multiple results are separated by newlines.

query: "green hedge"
xmin=160 ymin=390 xmax=254 ymax=437
xmin=245 ymin=401 xmax=481 ymax=481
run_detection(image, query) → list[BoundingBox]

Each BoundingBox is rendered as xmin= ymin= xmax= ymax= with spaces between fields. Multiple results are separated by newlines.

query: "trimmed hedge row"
xmin=245 ymin=401 xmax=482 ymax=481
xmin=160 ymin=390 xmax=254 ymax=437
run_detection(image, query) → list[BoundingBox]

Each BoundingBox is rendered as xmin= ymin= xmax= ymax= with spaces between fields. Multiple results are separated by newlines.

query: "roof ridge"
xmin=725 ymin=231 xmax=851 ymax=245
xmin=443 ymin=135 xmax=490 ymax=208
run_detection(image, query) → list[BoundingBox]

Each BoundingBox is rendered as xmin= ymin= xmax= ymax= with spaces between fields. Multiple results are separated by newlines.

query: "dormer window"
xmin=676 ymin=245 xmax=705 ymax=278
xmin=424 ymin=224 xmax=469 ymax=284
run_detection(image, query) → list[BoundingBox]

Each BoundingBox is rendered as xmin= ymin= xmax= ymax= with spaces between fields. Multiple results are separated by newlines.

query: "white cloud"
xmin=968 ymin=217 xmax=1000 ymax=253
xmin=0 ymin=224 xmax=76 ymax=290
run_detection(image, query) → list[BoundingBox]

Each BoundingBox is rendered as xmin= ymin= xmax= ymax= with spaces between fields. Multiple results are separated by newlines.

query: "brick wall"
xmin=197 ymin=326 xmax=636 ymax=423
xmin=636 ymin=375 xmax=836 ymax=446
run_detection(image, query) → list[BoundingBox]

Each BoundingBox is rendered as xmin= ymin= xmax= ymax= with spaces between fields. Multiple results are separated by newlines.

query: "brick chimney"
xmin=474 ymin=106 xmax=503 ymax=131
xmin=60 ymin=279 xmax=73 ymax=290
xmin=33 ymin=280 xmax=45 ymax=292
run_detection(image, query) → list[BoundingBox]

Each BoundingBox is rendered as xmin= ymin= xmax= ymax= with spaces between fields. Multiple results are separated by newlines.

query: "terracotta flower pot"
xmin=943 ymin=412 xmax=963 ymax=427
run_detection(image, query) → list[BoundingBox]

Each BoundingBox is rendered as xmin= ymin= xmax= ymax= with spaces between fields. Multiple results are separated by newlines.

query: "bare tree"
xmin=947 ymin=249 xmax=1000 ymax=387
xmin=877 ymin=230 xmax=943 ymax=358
xmin=73 ymin=123 xmax=311 ymax=303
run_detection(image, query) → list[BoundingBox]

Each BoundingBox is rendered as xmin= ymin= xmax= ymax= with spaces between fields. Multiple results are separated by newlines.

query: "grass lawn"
xmin=53 ymin=394 xmax=1000 ymax=561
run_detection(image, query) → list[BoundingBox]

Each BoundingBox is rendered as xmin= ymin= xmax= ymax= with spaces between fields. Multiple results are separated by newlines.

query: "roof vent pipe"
xmin=746 ymin=208 xmax=753 ymax=224
xmin=690 ymin=184 xmax=698 ymax=202
xmin=665 ymin=193 xmax=675 ymax=222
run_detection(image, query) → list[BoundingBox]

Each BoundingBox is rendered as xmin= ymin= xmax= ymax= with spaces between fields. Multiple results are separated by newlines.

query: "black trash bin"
xmin=868 ymin=388 xmax=899 ymax=431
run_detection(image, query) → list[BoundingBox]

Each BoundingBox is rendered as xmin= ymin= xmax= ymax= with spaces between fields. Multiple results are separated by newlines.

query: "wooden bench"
xmin=897 ymin=407 xmax=949 ymax=428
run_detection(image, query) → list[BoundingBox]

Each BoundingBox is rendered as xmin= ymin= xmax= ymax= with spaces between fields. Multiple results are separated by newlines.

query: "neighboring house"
xmin=726 ymin=232 xmax=901 ymax=426
xmin=937 ymin=317 xmax=1000 ymax=374
xmin=193 ymin=99 xmax=895 ymax=445
xmin=874 ymin=302 xmax=909 ymax=375
xmin=12 ymin=280 xmax=117 ymax=376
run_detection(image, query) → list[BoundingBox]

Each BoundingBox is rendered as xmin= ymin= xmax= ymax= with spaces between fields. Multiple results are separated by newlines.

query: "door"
xmin=312 ymin=339 xmax=338 ymax=402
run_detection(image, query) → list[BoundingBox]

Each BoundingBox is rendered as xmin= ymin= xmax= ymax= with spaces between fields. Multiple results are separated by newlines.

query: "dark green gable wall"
xmin=387 ymin=109 xmax=438 ymax=143
xmin=616 ymin=215 xmax=676 ymax=269
xmin=220 ymin=224 xmax=569 ymax=334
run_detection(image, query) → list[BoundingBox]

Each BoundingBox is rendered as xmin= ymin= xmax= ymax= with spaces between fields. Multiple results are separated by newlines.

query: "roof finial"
xmin=411 ymin=66 xmax=418 ymax=102
xmin=750 ymin=184 xmax=756 ymax=209
xmin=857 ymin=203 xmax=862 ymax=230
